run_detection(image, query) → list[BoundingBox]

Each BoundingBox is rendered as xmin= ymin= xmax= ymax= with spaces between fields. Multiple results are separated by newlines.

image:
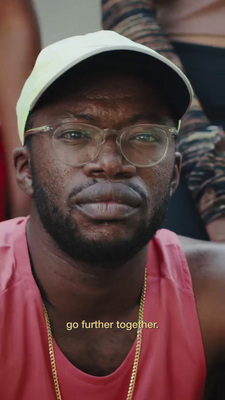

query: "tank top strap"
xmin=147 ymin=229 xmax=193 ymax=292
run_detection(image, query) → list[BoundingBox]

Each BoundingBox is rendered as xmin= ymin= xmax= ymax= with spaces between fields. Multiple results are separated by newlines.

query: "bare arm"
xmin=179 ymin=235 xmax=225 ymax=373
xmin=102 ymin=0 xmax=225 ymax=242
xmin=0 ymin=0 xmax=41 ymax=218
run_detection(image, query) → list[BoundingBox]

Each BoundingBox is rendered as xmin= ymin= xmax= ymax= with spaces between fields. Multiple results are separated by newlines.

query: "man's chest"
xmin=52 ymin=323 xmax=137 ymax=376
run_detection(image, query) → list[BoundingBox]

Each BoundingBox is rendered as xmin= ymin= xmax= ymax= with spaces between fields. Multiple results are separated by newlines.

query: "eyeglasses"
xmin=24 ymin=122 xmax=179 ymax=168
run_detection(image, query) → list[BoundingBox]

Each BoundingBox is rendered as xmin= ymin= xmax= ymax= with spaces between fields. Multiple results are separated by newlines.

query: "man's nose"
xmin=82 ymin=138 xmax=137 ymax=179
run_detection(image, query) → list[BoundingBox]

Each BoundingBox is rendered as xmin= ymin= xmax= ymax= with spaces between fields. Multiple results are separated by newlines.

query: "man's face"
xmin=26 ymin=70 xmax=180 ymax=266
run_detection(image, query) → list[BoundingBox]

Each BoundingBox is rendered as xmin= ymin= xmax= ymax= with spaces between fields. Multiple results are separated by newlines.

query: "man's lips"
xmin=69 ymin=183 xmax=142 ymax=220
xmin=70 ymin=182 xmax=142 ymax=207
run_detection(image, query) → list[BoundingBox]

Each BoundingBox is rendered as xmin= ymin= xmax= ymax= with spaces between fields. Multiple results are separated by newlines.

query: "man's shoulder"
xmin=0 ymin=217 xmax=27 ymax=244
xmin=0 ymin=217 xmax=28 ymax=292
xmin=178 ymin=235 xmax=225 ymax=276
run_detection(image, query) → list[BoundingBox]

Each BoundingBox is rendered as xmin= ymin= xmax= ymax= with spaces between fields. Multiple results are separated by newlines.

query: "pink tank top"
xmin=0 ymin=218 xmax=206 ymax=399
xmin=157 ymin=0 xmax=225 ymax=36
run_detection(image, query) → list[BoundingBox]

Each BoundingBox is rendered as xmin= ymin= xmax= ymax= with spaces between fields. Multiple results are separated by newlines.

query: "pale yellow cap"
xmin=16 ymin=30 xmax=193 ymax=143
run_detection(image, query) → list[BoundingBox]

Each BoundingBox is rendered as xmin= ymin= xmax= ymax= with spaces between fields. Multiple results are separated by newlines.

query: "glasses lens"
xmin=52 ymin=123 xmax=102 ymax=166
xmin=120 ymin=125 xmax=168 ymax=167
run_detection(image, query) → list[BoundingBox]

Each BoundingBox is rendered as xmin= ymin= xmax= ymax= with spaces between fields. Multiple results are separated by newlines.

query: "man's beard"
xmin=31 ymin=171 xmax=170 ymax=267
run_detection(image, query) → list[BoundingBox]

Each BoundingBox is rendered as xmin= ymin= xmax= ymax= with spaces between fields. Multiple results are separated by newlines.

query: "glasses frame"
xmin=24 ymin=121 xmax=180 ymax=168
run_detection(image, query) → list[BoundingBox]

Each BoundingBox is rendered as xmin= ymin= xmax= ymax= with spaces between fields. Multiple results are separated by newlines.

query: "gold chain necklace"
xmin=43 ymin=267 xmax=147 ymax=400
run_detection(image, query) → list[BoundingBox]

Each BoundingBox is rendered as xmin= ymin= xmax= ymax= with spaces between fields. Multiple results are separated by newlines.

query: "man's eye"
xmin=130 ymin=133 xmax=159 ymax=143
xmin=60 ymin=130 xmax=90 ymax=139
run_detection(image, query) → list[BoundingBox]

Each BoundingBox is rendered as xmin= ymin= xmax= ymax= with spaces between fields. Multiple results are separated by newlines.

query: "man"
xmin=0 ymin=31 xmax=225 ymax=399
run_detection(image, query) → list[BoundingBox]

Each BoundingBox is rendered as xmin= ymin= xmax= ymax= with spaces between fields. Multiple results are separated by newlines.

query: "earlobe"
xmin=170 ymin=151 xmax=182 ymax=196
xmin=13 ymin=147 xmax=34 ymax=197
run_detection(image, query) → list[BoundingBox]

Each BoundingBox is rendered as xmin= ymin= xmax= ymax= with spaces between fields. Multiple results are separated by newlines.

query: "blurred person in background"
xmin=102 ymin=0 xmax=225 ymax=243
xmin=0 ymin=0 xmax=40 ymax=220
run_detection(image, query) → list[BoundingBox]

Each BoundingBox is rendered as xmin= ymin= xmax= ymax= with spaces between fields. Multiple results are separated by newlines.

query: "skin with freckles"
xmin=14 ymin=69 xmax=225 ymax=384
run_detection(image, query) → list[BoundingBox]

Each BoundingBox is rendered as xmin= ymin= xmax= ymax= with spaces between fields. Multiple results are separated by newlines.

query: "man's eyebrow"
xmin=129 ymin=113 xmax=174 ymax=125
xmin=55 ymin=112 xmax=174 ymax=126
xmin=58 ymin=112 xmax=96 ymax=122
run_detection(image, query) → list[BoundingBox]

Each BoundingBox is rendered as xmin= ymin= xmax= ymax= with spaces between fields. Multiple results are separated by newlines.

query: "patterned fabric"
xmin=102 ymin=0 xmax=225 ymax=226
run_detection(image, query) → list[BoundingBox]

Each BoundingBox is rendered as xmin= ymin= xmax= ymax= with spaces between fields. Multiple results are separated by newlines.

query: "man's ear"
xmin=13 ymin=146 xmax=34 ymax=197
xmin=169 ymin=151 xmax=182 ymax=196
